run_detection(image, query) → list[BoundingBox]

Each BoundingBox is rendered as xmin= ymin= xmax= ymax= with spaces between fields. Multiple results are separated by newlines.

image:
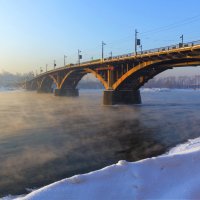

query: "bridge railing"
xmin=32 ymin=39 xmax=200 ymax=79
xmin=137 ymin=40 xmax=200 ymax=55
xmin=107 ymin=40 xmax=200 ymax=60
xmin=108 ymin=53 xmax=134 ymax=60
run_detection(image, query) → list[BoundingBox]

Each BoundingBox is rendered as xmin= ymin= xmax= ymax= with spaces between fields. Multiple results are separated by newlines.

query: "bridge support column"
xmin=54 ymin=88 xmax=79 ymax=97
xmin=103 ymin=90 xmax=141 ymax=105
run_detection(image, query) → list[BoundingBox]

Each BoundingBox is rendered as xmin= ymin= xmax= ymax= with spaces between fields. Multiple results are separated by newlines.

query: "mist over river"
xmin=1 ymin=89 xmax=200 ymax=197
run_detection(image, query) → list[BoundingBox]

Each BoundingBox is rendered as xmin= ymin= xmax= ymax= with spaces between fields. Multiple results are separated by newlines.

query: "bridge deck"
xmin=25 ymin=39 xmax=200 ymax=105
xmin=34 ymin=40 xmax=200 ymax=79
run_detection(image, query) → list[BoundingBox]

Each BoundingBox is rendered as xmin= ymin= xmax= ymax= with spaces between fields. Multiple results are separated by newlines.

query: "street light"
xmin=140 ymin=45 xmax=143 ymax=53
xmin=135 ymin=29 xmax=141 ymax=55
xmin=179 ymin=35 xmax=184 ymax=48
xmin=78 ymin=49 xmax=82 ymax=65
xmin=110 ymin=51 xmax=112 ymax=59
xmin=102 ymin=41 xmax=106 ymax=61
xmin=46 ymin=64 xmax=48 ymax=72
xmin=64 ymin=55 xmax=67 ymax=66
xmin=54 ymin=60 xmax=56 ymax=69
xmin=180 ymin=34 xmax=184 ymax=45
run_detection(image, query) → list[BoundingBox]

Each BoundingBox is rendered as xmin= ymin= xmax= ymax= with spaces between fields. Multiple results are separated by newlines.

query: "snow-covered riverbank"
xmin=2 ymin=137 xmax=200 ymax=200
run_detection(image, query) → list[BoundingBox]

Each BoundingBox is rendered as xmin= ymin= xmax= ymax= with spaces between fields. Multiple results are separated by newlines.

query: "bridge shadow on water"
xmin=1 ymin=89 xmax=200 ymax=197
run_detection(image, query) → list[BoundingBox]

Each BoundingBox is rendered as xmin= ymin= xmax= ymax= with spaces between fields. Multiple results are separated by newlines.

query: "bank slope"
xmin=16 ymin=137 xmax=200 ymax=200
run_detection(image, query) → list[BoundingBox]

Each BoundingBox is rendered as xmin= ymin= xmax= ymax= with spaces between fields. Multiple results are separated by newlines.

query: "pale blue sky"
xmin=0 ymin=0 xmax=200 ymax=76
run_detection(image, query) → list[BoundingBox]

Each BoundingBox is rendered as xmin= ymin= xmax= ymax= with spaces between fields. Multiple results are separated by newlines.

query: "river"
xmin=1 ymin=89 xmax=200 ymax=197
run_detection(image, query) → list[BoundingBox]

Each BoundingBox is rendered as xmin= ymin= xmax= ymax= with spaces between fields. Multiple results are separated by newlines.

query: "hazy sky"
xmin=0 ymin=0 xmax=200 ymax=76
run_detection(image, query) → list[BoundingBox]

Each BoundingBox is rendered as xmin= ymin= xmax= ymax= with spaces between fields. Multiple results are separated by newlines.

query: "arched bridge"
xmin=26 ymin=40 xmax=200 ymax=105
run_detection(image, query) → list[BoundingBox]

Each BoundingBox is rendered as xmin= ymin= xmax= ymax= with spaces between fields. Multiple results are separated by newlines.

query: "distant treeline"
xmin=0 ymin=71 xmax=32 ymax=87
xmin=144 ymin=76 xmax=200 ymax=89
xmin=0 ymin=71 xmax=200 ymax=89
xmin=79 ymin=76 xmax=200 ymax=89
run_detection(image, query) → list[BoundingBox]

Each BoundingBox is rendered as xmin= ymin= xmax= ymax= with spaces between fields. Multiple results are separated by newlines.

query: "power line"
xmin=45 ymin=15 xmax=200 ymax=67
xmin=140 ymin=14 xmax=200 ymax=36
xmin=107 ymin=14 xmax=200 ymax=47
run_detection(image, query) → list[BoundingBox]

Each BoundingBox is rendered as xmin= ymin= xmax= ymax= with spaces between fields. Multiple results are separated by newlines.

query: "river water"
xmin=1 ymin=89 xmax=200 ymax=197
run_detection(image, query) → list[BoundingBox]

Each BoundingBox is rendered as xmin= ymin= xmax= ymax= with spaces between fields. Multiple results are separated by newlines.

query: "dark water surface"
xmin=1 ymin=89 xmax=200 ymax=197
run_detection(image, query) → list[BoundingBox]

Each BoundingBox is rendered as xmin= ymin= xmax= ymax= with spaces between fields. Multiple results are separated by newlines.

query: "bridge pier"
xmin=54 ymin=88 xmax=79 ymax=97
xmin=103 ymin=90 xmax=141 ymax=105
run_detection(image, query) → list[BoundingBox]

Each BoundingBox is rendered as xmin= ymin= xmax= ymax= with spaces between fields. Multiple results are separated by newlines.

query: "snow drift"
xmin=9 ymin=137 xmax=200 ymax=200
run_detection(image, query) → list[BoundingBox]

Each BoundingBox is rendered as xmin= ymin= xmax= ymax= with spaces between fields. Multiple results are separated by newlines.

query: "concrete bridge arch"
xmin=112 ymin=57 xmax=200 ymax=91
xmin=25 ymin=40 xmax=200 ymax=105
xmin=54 ymin=68 xmax=109 ymax=96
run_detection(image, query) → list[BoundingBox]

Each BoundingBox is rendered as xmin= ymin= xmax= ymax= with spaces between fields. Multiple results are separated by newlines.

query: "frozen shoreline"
xmin=2 ymin=137 xmax=200 ymax=200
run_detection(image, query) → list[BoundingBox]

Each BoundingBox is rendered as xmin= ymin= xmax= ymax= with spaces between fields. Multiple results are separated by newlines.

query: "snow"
xmin=4 ymin=137 xmax=199 ymax=200
xmin=1 ymin=195 xmax=25 ymax=200
xmin=141 ymin=88 xmax=170 ymax=92
xmin=141 ymin=88 xmax=200 ymax=93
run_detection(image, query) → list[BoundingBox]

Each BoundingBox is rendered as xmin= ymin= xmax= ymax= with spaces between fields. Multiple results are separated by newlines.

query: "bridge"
xmin=25 ymin=40 xmax=200 ymax=105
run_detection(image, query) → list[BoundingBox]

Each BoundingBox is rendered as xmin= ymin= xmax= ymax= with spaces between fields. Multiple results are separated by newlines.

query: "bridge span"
xmin=25 ymin=40 xmax=200 ymax=105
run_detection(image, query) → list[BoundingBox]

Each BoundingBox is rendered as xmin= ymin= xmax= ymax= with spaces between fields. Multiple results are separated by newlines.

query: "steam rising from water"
xmin=1 ymin=89 xmax=200 ymax=197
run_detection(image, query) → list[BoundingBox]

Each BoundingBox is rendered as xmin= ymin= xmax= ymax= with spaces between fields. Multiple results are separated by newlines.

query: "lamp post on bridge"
xmin=110 ymin=51 xmax=112 ymax=59
xmin=64 ymin=55 xmax=67 ymax=66
xmin=180 ymin=34 xmax=184 ymax=45
xmin=179 ymin=35 xmax=184 ymax=48
xmin=140 ymin=45 xmax=143 ymax=53
xmin=102 ymin=41 xmax=106 ymax=61
xmin=135 ymin=29 xmax=141 ymax=55
xmin=78 ymin=49 xmax=82 ymax=66
xmin=54 ymin=60 xmax=56 ymax=69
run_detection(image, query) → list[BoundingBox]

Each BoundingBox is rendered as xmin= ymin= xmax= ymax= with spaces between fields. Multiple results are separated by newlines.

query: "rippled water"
xmin=1 ymin=89 xmax=200 ymax=197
